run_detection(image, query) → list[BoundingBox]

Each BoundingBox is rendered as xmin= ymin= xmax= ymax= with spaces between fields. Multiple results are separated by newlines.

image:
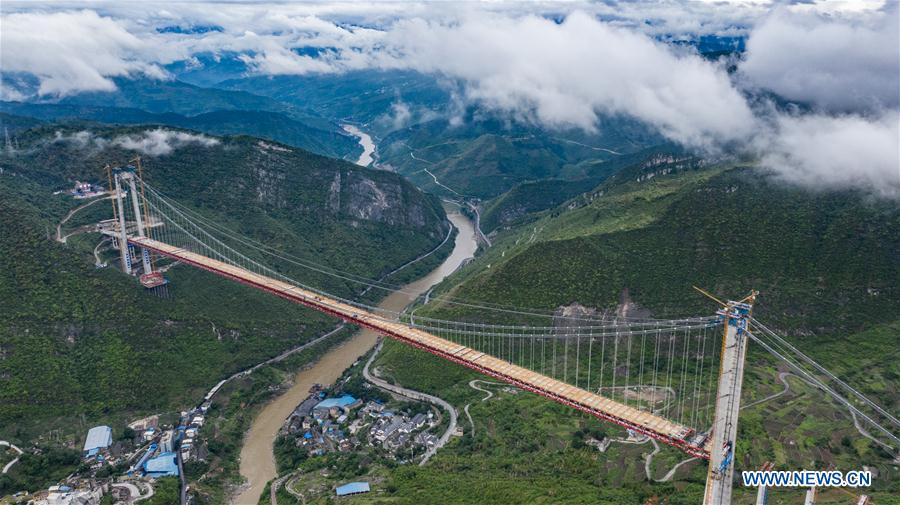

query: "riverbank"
xmin=230 ymin=207 xmax=478 ymax=505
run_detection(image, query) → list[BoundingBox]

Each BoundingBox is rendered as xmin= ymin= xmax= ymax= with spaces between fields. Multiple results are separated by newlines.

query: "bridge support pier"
xmin=112 ymin=169 xmax=132 ymax=275
xmin=124 ymin=172 xmax=153 ymax=275
xmin=703 ymin=293 xmax=756 ymax=505
xmin=112 ymin=163 xmax=167 ymax=289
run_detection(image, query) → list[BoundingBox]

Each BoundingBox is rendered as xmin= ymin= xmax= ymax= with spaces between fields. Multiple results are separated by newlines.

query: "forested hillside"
xmin=428 ymin=162 xmax=899 ymax=332
xmin=221 ymin=70 xmax=668 ymax=199
xmin=0 ymin=103 xmax=359 ymax=160
xmin=0 ymin=123 xmax=448 ymax=440
xmin=377 ymin=113 xmax=664 ymax=198
xmin=363 ymin=158 xmax=900 ymax=504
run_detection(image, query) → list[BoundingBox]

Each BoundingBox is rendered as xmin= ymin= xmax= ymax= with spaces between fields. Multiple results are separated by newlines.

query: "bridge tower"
xmin=111 ymin=166 xmax=133 ymax=274
xmin=703 ymin=292 xmax=757 ymax=505
xmin=110 ymin=161 xmax=167 ymax=289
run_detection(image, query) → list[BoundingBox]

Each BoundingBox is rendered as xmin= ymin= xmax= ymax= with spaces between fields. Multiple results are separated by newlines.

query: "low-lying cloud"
xmin=113 ymin=129 xmax=220 ymax=156
xmin=759 ymin=111 xmax=900 ymax=199
xmin=742 ymin=9 xmax=900 ymax=113
xmin=3 ymin=1 xmax=898 ymax=197
xmin=52 ymin=129 xmax=219 ymax=156
xmin=1 ymin=10 xmax=170 ymax=97
xmin=373 ymin=12 xmax=758 ymax=151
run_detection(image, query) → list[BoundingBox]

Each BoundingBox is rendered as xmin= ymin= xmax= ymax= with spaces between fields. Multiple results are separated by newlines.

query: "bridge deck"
xmin=130 ymin=237 xmax=708 ymax=459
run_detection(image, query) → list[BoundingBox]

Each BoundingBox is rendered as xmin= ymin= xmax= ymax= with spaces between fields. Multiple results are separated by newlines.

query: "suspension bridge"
xmin=99 ymin=163 xmax=897 ymax=504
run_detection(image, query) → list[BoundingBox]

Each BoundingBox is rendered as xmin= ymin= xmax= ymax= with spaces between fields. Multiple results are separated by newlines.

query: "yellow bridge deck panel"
xmin=132 ymin=237 xmax=695 ymax=445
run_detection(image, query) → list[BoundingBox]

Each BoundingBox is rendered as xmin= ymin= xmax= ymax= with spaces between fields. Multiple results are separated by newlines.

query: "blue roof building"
xmin=83 ymin=426 xmax=112 ymax=457
xmin=314 ymin=395 xmax=357 ymax=410
xmin=335 ymin=482 xmax=370 ymax=496
xmin=144 ymin=452 xmax=179 ymax=477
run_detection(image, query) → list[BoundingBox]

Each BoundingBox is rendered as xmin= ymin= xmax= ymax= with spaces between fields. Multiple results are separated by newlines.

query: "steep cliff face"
xmin=232 ymin=136 xmax=444 ymax=232
xmin=339 ymin=171 xmax=429 ymax=228
xmin=5 ymin=124 xmax=449 ymax=291
xmin=8 ymin=126 xmax=447 ymax=237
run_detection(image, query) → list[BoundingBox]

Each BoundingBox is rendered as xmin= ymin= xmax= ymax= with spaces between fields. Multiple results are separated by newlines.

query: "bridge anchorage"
xmin=105 ymin=169 xmax=899 ymax=503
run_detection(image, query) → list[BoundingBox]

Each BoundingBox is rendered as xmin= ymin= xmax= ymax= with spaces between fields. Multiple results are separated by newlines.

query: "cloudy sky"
xmin=1 ymin=0 xmax=898 ymax=196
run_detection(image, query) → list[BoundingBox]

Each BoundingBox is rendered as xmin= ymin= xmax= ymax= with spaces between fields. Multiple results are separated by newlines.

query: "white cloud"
xmin=386 ymin=101 xmax=412 ymax=131
xmin=2 ymin=1 xmax=897 ymax=197
xmin=0 ymin=10 xmax=170 ymax=97
xmin=49 ymin=129 xmax=219 ymax=156
xmin=741 ymin=8 xmax=900 ymax=113
xmin=52 ymin=130 xmax=103 ymax=149
xmin=759 ymin=112 xmax=900 ymax=198
xmin=113 ymin=129 xmax=219 ymax=156
xmin=370 ymin=12 xmax=757 ymax=150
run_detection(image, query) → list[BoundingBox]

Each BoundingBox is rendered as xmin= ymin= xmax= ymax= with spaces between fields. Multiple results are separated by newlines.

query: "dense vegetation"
xmin=378 ymin=113 xmax=664 ymax=198
xmin=426 ymin=163 xmax=899 ymax=333
xmin=0 ymin=122 xmax=448 ymax=483
xmin=480 ymin=178 xmax=602 ymax=233
xmin=220 ymin=69 xmax=668 ymax=199
xmin=0 ymin=447 xmax=81 ymax=494
xmin=353 ymin=160 xmax=900 ymax=503
xmin=3 ymin=65 xmax=897 ymax=503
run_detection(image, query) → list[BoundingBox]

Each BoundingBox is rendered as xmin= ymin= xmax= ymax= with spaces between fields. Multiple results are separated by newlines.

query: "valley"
xmin=1 ymin=5 xmax=898 ymax=504
xmin=232 ymin=207 xmax=477 ymax=504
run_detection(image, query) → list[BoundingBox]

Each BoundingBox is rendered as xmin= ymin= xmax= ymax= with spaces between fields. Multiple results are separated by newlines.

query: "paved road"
xmin=111 ymin=481 xmax=154 ymax=502
xmin=642 ymin=438 xmax=698 ymax=483
xmin=463 ymin=380 xmax=505 ymax=437
xmin=270 ymin=474 xmax=292 ymax=505
xmin=466 ymin=202 xmax=492 ymax=248
xmin=358 ymin=220 xmax=453 ymax=298
xmin=177 ymin=449 xmax=187 ymax=505
xmin=203 ymin=324 xmax=346 ymax=405
xmin=92 ymin=236 xmax=111 ymax=266
xmin=56 ymin=195 xmax=112 ymax=243
xmin=362 ymin=340 xmax=458 ymax=466
xmin=743 ymin=371 xmax=792 ymax=410
xmin=0 ymin=441 xmax=23 ymax=474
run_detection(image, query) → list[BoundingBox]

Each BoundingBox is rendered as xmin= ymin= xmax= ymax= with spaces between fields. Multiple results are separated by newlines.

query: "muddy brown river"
xmin=231 ymin=208 xmax=477 ymax=504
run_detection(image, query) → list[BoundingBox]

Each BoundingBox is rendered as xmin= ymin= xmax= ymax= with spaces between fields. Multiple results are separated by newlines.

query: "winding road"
xmin=363 ymin=339 xmax=458 ymax=466
xmin=111 ymin=481 xmax=154 ymax=502
xmin=55 ymin=195 xmax=112 ymax=243
xmin=743 ymin=372 xmax=793 ymax=410
xmin=463 ymin=380 xmax=505 ymax=436
xmin=746 ymin=371 xmax=897 ymax=453
xmin=465 ymin=202 xmax=491 ymax=248
xmin=0 ymin=441 xmax=23 ymax=474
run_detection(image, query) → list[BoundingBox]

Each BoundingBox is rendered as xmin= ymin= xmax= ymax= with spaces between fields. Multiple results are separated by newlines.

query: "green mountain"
xmin=427 ymin=159 xmax=899 ymax=331
xmin=55 ymin=77 xmax=293 ymax=118
xmin=0 ymin=103 xmax=360 ymax=160
xmin=478 ymin=146 xmax=693 ymax=233
xmin=221 ymin=71 xmax=666 ymax=199
xmin=0 ymin=123 xmax=448 ymax=491
xmin=0 ymin=112 xmax=44 ymax=136
xmin=220 ymin=70 xmax=451 ymax=135
xmin=375 ymin=113 xmax=664 ymax=199
xmin=479 ymin=177 xmax=602 ymax=233
xmin=361 ymin=158 xmax=900 ymax=503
